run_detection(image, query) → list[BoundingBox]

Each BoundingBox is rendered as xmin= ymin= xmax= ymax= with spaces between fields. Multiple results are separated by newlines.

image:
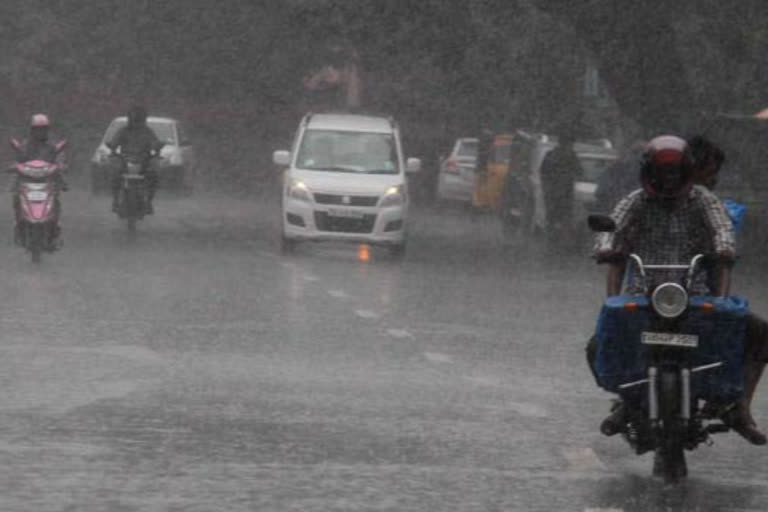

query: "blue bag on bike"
xmin=594 ymin=295 xmax=747 ymax=403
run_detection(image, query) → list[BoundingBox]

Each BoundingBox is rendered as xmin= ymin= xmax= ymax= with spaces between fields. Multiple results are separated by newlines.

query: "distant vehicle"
xmin=435 ymin=137 xmax=478 ymax=204
xmin=9 ymin=138 xmax=68 ymax=263
xmin=111 ymin=150 xmax=162 ymax=234
xmin=90 ymin=116 xmax=195 ymax=194
xmin=272 ymin=112 xmax=421 ymax=257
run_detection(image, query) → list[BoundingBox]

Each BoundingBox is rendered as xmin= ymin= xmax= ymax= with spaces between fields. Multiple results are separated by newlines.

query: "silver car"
xmin=90 ymin=116 xmax=195 ymax=194
xmin=435 ymin=137 xmax=478 ymax=204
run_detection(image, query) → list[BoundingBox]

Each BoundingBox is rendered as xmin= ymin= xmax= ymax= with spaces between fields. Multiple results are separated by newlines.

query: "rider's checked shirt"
xmin=594 ymin=185 xmax=735 ymax=294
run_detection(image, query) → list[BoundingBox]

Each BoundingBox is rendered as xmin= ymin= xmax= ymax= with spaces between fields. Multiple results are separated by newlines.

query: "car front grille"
xmin=314 ymin=212 xmax=376 ymax=234
xmin=313 ymin=193 xmax=379 ymax=207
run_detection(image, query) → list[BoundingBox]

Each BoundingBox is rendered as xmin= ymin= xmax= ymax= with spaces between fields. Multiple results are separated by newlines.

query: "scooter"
xmin=9 ymin=139 xmax=67 ymax=263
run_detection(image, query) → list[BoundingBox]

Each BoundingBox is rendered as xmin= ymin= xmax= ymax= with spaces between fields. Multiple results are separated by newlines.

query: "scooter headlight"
xmin=651 ymin=283 xmax=689 ymax=319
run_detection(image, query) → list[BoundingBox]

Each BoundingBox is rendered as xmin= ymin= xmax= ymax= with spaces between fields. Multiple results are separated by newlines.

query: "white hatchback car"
xmin=273 ymin=113 xmax=420 ymax=255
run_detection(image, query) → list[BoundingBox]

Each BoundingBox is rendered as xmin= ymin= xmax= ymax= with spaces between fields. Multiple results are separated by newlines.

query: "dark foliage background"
xmin=1 ymin=0 xmax=765 ymax=193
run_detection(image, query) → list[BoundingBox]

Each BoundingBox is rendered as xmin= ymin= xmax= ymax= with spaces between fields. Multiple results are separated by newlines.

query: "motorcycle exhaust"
xmin=681 ymin=368 xmax=691 ymax=421
xmin=648 ymin=366 xmax=659 ymax=421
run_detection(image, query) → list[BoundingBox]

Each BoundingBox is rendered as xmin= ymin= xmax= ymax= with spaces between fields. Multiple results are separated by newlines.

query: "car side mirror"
xmin=406 ymin=157 xmax=421 ymax=174
xmin=273 ymin=150 xmax=291 ymax=167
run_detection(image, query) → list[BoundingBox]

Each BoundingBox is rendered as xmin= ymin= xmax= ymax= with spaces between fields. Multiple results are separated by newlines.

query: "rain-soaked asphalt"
xmin=1 ymin=182 xmax=767 ymax=512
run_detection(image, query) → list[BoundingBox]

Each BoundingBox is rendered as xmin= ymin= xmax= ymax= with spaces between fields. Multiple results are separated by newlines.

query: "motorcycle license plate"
xmin=327 ymin=208 xmax=365 ymax=219
xmin=641 ymin=332 xmax=699 ymax=348
xmin=26 ymin=191 xmax=48 ymax=201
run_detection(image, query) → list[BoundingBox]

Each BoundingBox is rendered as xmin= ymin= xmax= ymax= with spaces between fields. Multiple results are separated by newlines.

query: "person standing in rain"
xmin=594 ymin=139 xmax=647 ymax=214
xmin=539 ymin=127 xmax=583 ymax=243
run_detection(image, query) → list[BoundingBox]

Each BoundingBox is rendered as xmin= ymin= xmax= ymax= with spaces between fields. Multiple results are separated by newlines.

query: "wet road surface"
xmin=1 ymin=186 xmax=767 ymax=511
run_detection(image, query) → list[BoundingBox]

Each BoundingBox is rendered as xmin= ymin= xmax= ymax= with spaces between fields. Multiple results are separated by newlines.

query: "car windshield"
xmin=296 ymin=129 xmax=400 ymax=174
xmin=457 ymin=140 xmax=478 ymax=158
xmin=103 ymin=119 xmax=177 ymax=146
xmin=579 ymin=155 xmax=614 ymax=182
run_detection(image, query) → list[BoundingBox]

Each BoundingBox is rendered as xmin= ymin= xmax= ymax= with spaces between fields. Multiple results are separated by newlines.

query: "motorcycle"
xmin=110 ymin=147 xmax=161 ymax=233
xmin=589 ymin=214 xmax=747 ymax=483
xmin=9 ymin=139 xmax=67 ymax=263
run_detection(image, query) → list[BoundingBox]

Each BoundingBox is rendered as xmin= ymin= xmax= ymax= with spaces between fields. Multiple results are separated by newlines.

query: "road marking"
xmin=354 ymin=309 xmax=380 ymax=319
xmin=424 ymin=352 xmax=454 ymax=364
xmin=302 ymin=274 xmax=319 ymax=282
xmin=584 ymin=508 xmax=623 ymax=512
xmin=563 ymin=447 xmax=606 ymax=471
xmin=386 ymin=328 xmax=413 ymax=339
xmin=327 ymin=289 xmax=350 ymax=299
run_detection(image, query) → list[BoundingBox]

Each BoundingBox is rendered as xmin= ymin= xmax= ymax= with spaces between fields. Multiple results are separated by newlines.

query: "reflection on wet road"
xmin=0 ymin=189 xmax=766 ymax=511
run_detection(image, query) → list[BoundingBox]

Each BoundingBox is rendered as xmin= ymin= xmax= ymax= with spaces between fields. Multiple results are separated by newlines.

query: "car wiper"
xmin=306 ymin=166 xmax=358 ymax=173
xmin=365 ymin=169 xmax=398 ymax=174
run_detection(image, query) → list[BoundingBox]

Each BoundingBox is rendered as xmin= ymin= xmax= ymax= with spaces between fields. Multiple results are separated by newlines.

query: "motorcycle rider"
xmin=107 ymin=105 xmax=161 ymax=214
xmin=590 ymin=135 xmax=766 ymax=445
xmin=11 ymin=113 xmax=66 ymax=245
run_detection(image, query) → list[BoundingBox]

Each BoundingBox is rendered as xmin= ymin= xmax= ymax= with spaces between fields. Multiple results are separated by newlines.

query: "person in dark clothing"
xmin=539 ymin=130 xmax=582 ymax=242
xmin=107 ymin=105 xmax=162 ymax=213
xmin=594 ymin=140 xmax=646 ymax=213
xmin=588 ymin=135 xmax=767 ymax=445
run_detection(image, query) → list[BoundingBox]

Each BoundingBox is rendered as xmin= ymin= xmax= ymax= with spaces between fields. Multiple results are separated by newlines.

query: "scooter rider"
xmin=107 ymin=105 xmax=161 ymax=214
xmin=11 ymin=114 xmax=67 ymax=244
xmin=590 ymin=135 xmax=766 ymax=445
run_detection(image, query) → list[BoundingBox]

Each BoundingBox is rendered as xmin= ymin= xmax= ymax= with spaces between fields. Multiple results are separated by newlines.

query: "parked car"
xmin=435 ymin=137 xmax=478 ymax=204
xmin=273 ymin=112 xmax=421 ymax=256
xmin=90 ymin=116 xmax=195 ymax=194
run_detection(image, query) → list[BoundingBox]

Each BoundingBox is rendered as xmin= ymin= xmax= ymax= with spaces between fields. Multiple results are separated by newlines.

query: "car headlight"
xmin=379 ymin=185 xmax=404 ymax=208
xmin=287 ymin=180 xmax=312 ymax=202
xmin=651 ymin=283 xmax=688 ymax=318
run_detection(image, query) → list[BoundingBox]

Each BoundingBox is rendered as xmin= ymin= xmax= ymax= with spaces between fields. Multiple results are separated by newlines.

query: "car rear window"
xmin=457 ymin=141 xmax=477 ymax=158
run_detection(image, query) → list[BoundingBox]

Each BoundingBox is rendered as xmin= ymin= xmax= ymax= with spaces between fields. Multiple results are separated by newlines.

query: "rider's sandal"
xmin=724 ymin=407 xmax=767 ymax=445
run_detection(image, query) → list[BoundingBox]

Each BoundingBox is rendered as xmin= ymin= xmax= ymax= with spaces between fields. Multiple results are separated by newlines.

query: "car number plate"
xmin=327 ymin=208 xmax=365 ymax=219
xmin=26 ymin=191 xmax=48 ymax=201
xmin=641 ymin=332 xmax=699 ymax=348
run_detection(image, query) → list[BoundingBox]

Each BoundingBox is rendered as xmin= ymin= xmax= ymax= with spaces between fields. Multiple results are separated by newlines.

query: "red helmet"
xmin=641 ymin=135 xmax=694 ymax=199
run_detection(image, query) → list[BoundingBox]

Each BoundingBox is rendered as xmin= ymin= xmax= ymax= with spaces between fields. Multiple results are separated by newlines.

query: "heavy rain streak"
xmin=2 ymin=1 xmax=768 ymax=510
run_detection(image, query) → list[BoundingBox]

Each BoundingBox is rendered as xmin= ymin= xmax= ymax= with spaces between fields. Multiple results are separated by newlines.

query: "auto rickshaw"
xmin=471 ymin=131 xmax=536 ymax=237
xmin=472 ymin=133 xmax=514 ymax=211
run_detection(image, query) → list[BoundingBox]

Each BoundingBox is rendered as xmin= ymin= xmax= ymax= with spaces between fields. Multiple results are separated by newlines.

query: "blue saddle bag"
xmin=594 ymin=295 xmax=747 ymax=403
